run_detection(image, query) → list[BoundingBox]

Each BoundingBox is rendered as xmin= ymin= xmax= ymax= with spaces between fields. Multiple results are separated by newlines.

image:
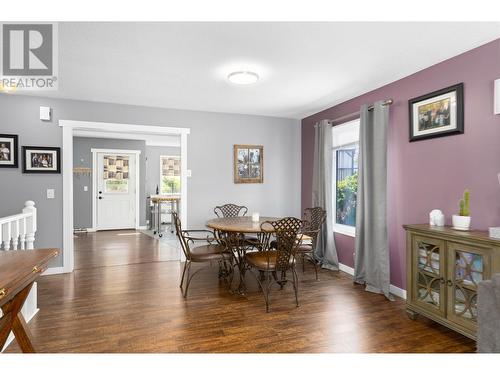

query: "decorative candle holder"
xmin=252 ymin=212 xmax=260 ymax=222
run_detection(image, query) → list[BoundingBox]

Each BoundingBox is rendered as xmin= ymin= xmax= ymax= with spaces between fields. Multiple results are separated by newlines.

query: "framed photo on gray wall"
xmin=409 ymin=83 xmax=464 ymax=142
xmin=0 ymin=134 xmax=19 ymax=168
xmin=22 ymin=146 xmax=61 ymax=173
xmin=234 ymin=144 xmax=263 ymax=184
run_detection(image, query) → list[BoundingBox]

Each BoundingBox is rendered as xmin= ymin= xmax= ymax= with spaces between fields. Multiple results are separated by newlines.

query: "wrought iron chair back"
xmin=172 ymin=211 xmax=191 ymax=260
xmin=302 ymin=207 xmax=327 ymax=248
xmin=172 ymin=211 xmax=230 ymax=298
xmin=247 ymin=217 xmax=304 ymax=312
xmin=260 ymin=217 xmax=304 ymax=272
xmin=214 ymin=203 xmax=248 ymax=218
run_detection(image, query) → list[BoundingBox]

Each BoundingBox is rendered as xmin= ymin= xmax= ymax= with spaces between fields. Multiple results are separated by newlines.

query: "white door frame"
xmin=91 ymin=148 xmax=141 ymax=231
xmin=60 ymin=120 xmax=190 ymax=273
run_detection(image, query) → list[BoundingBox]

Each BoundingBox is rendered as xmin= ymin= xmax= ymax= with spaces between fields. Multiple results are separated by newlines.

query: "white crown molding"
xmin=74 ymin=129 xmax=181 ymax=147
xmin=60 ymin=120 xmax=190 ymax=135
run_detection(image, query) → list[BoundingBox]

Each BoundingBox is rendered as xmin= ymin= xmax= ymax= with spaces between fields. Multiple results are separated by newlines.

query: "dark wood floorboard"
xmin=5 ymin=231 xmax=476 ymax=353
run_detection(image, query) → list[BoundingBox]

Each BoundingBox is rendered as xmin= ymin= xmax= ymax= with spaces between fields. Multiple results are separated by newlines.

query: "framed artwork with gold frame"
xmin=233 ymin=144 xmax=263 ymax=184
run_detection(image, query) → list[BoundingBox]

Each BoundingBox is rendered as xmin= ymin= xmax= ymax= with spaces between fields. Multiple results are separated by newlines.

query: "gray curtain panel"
xmin=354 ymin=101 xmax=392 ymax=300
xmin=312 ymin=120 xmax=339 ymax=271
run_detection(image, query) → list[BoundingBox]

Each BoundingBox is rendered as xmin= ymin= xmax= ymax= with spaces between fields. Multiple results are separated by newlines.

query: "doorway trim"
xmin=91 ymin=148 xmax=141 ymax=231
xmin=60 ymin=120 xmax=190 ymax=273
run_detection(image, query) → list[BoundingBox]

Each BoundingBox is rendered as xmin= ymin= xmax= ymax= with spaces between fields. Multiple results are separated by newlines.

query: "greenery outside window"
xmin=332 ymin=119 xmax=360 ymax=237
xmin=160 ymin=156 xmax=181 ymax=195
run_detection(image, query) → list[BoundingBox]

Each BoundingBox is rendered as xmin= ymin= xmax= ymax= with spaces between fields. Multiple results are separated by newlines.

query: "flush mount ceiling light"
xmin=227 ymin=71 xmax=259 ymax=85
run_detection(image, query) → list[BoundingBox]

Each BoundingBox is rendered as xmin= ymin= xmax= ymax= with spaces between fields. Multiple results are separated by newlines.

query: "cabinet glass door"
xmin=447 ymin=242 xmax=490 ymax=331
xmin=412 ymin=236 xmax=446 ymax=316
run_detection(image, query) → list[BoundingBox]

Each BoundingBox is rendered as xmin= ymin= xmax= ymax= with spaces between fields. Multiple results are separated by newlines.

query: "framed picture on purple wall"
xmin=409 ymin=83 xmax=464 ymax=142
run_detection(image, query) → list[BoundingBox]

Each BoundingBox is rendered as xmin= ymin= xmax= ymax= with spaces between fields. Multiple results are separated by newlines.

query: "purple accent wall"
xmin=301 ymin=39 xmax=500 ymax=289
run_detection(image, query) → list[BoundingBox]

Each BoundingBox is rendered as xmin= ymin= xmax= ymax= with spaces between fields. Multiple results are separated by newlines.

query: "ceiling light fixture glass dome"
xmin=227 ymin=71 xmax=259 ymax=85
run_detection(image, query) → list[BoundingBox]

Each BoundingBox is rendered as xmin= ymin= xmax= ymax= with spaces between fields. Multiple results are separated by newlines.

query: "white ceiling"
xmin=20 ymin=22 xmax=500 ymax=119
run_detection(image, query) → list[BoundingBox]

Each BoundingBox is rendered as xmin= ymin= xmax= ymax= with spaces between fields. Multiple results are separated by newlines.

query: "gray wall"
xmin=73 ymin=137 xmax=147 ymax=229
xmin=145 ymin=145 xmax=181 ymax=198
xmin=0 ymin=94 xmax=301 ymax=268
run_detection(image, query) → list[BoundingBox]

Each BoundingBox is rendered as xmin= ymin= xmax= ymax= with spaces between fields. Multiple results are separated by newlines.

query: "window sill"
xmin=333 ymin=224 xmax=356 ymax=238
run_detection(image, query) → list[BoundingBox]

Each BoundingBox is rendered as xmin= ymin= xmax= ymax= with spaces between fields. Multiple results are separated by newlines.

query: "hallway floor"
xmin=74 ymin=229 xmax=180 ymax=269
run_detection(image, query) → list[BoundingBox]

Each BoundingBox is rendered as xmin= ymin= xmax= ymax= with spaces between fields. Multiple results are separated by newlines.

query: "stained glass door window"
xmin=103 ymin=155 xmax=130 ymax=193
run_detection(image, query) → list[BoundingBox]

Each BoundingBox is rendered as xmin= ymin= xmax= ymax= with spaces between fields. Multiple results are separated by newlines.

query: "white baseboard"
xmin=389 ymin=284 xmax=407 ymax=300
xmin=338 ymin=262 xmax=407 ymax=300
xmin=339 ymin=263 xmax=355 ymax=275
xmin=23 ymin=308 xmax=40 ymax=324
xmin=42 ymin=266 xmax=65 ymax=276
xmin=86 ymin=226 xmax=148 ymax=232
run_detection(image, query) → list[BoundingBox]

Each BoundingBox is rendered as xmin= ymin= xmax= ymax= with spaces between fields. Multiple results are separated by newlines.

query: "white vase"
xmin=429 ymin=209 xmax=445 ymax=226
xmin=452 ymin=215 xmax=471 ymax=231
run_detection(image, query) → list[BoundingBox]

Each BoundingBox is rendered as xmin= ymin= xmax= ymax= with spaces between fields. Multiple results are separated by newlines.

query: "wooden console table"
xmin=0 ymin=248 xmax=58 ymax=353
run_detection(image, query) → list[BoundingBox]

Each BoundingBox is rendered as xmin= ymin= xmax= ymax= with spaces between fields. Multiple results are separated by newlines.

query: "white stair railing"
xmin=0 ymin=200 xmax=37 ymax=251
xmin=0 ymin=201 xmax=38 ymax=352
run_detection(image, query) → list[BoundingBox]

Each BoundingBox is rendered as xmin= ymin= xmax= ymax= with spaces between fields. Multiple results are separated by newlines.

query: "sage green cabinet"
xmin=405 ymin=225 xmax=500 ymax=340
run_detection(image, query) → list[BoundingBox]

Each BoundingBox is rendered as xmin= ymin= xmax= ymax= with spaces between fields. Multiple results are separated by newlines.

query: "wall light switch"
xmin=84 ymin=186 xmax=88 ymax=192
xmin=40 ymin=106 xmax=51 ymax=121
xmin=187 ymin=169 xmax=192 ymax=177
xmin=47 ymin=189 xmax=55 ymax=199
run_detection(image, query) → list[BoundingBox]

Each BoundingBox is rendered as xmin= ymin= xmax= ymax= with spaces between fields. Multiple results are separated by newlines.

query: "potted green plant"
xmin=452 ymin=189 xmax=471 ymax=230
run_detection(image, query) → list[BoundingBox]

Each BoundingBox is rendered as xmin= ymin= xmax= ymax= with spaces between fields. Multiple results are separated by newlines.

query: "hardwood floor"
xmin=5 ymin=231 xmax=476 ymax=353
xmin=74 ymin=230 xmax=180 ymax=269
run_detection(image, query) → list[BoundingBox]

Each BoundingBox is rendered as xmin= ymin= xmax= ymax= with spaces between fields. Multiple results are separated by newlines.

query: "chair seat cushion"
xmin=270 ymin=240 xmax=311 ymax=251
xmin=300 ymin=234 xmax=313 ymax=242
xmin=296 ymin=244 xmax=313 ymax=253
xmin=245 ymin=250 xmax=294 ymax=270
xmin=190 ymin=244 xmax=231 ymax=262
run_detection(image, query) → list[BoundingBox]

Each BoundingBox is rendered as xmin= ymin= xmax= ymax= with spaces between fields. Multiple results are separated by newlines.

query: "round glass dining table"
xmin=206 ymin=216 xmax=279 ymax=294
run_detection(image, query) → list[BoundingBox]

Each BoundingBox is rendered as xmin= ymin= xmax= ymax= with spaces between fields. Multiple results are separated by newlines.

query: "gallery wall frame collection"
xmin=0 ymin=133 xmax=61 ymax=174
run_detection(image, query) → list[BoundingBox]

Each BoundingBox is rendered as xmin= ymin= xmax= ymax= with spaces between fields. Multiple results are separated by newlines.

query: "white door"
xmin=95 ymin=151 xmax=138 ymax=230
